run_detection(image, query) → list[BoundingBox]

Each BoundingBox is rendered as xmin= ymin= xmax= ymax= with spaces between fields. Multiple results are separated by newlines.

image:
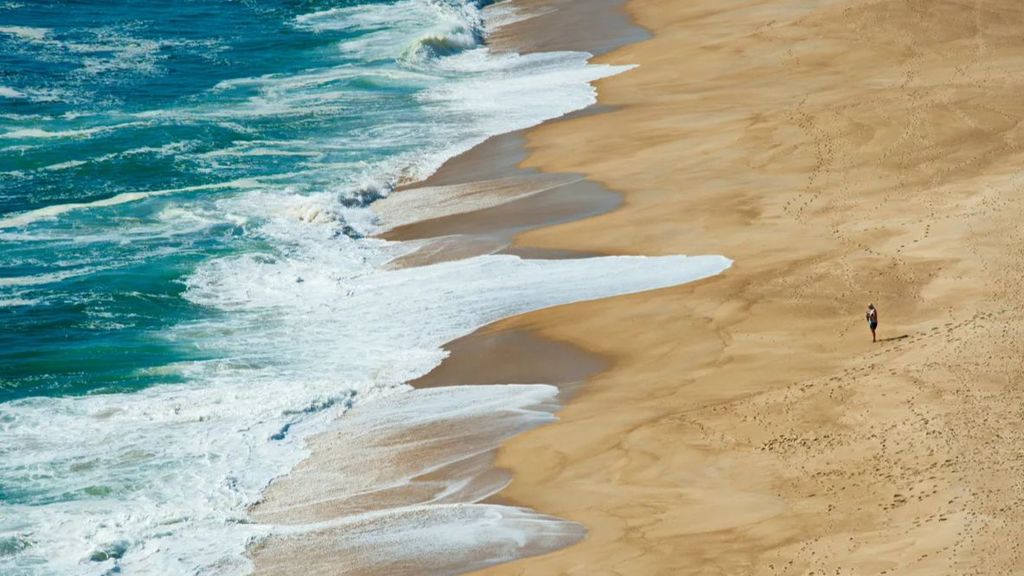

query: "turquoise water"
xmin=0 ymin=1 xmax=661 ymax=573
xmin=1 ymin=0 xmax=472 ymax=402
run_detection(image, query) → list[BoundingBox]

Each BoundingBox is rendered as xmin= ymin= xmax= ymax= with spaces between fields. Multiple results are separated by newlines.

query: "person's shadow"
xmin=877 ymin=334 xmax=909 ymax=343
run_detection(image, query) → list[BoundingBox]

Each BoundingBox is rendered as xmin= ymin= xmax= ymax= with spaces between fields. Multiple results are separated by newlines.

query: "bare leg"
xmin=871 ymin=327 xmax=876 ymax=342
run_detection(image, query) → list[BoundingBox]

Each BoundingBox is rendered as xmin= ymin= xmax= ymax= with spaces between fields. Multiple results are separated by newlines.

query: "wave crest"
xmin=398 ymin=0 xmax=487 ymax=64
xmin=402 ymin=26 xmax=480 ymax=62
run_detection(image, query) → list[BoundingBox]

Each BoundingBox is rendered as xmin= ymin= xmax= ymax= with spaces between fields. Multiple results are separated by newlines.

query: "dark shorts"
xmin=869 ymin=321 xmax=878 ymax=330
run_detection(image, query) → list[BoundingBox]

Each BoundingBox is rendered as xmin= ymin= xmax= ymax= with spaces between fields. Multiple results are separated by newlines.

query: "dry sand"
xmin=468 ymin=0 xmax=1024 ymax=574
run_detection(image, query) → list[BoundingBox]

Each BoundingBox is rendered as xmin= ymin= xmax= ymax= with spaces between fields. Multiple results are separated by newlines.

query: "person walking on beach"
xmin=866 ymin=304 xmax=878 ymax=342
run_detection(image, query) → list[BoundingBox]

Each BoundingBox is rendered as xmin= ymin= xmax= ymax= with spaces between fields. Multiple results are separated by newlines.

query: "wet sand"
xmin=411 ymin=328 xmax=604 ymax=393
xmin=376 ymin=129 xmax=619 ymax=267
xmin=487 ymin=0 xmax=647 ymax=57
xmin=471 ymin=0 xmax=1024 ymax=574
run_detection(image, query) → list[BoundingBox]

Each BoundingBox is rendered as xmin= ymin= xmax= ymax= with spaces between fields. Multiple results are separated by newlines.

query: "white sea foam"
xmin=0 ymin=121 xmax=145 ymax=140
xmin=67 ymin=32 xmax=220 ymax=77
xmin=42 ymin=160 xmax=87 ymax=171
xmin=2 ymin=23 xmax=220 ymax=82
xmin=0 ymin=269 xmax=93 ymax=288
xmin=483 ymin=1 xmax=555 ymax=31
xmin=2 ymin=157 xmax=730 ymax=575
xmin=14 ymin=87 xmax=73 ymax=103
xmin=256 ymin=384 xmax=566 ymax=525
xmin=0 ymin=85 xmax=25 ymax=98
xmin=1 ymin=127 xmax=99 ymax=139
xmin=347 ymin=503 xmax=580 ymax=564
xmin=0 ymin=296 xmax=39 ymax=307
xmin=79 ymin=45 xmax=160 ymax=76
xmin=0 ymin=179 xmax=260 ymax=229
xmin=296 ymin=0 xmax=483 ymax=64
xmin=113 ymin=140 xmax=199 ymax=160
xmin=251 ymin=382 xmax=584 ymax=573
xmin=0 ymin=239 xmax=729 ymax=574
xmin=0 ymin=25 xmax=49 ymax=41
xmin=262 ymin=502 xmax=584 ymax=575
xmin=372 ymin=173 xmax=581 ymax=232
xmin=198 ymin=147 xmax=321 ymax=159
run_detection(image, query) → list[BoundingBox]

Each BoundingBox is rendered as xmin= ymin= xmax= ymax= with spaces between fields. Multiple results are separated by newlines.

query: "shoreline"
xmin=378 ymin=130 xmax=619 ymax=267
xmin=247 ymin=1 xmax=667 ymax=573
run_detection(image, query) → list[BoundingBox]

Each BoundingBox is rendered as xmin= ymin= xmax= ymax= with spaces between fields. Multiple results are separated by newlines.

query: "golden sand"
xmin=472 ymin=1 xmax=1024 ymax=573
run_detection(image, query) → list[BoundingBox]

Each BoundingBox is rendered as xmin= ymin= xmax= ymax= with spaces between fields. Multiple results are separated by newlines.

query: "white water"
xmin=1 ymin=248 xmax=730 ymax=574
xmin=0 ymin=25 xmax=49 ymax=41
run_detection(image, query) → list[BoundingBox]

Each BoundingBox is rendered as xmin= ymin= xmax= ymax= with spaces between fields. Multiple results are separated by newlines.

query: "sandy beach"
xmin=468 ymin=0 xmax=1024 ymax=574
xmin=251 ymin=0 xmax=1024 ymax=574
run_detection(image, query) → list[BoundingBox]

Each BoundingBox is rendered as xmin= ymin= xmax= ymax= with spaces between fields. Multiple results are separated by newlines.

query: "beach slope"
xmin=475 ymin=0 xmax=1024 ymax=574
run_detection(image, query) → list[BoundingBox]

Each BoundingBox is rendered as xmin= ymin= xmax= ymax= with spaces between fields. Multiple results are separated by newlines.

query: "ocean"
xmin=0 ymin=1 xmax=730 ymax=574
